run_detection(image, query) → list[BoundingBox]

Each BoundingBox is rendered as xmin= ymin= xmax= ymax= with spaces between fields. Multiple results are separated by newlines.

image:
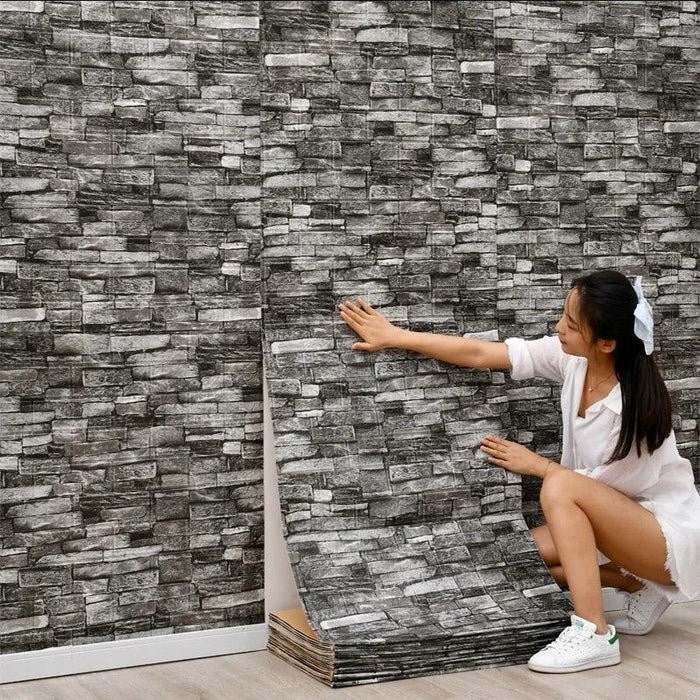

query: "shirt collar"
xmin=601 ymin=382 xmax=622 ymax=415
xmin=578 ymin=359 xmax=622 ymax=415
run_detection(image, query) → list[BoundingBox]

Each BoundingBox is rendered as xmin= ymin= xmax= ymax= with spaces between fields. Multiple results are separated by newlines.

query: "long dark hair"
xmin=571 ymin=270 xmax=672 ymax=462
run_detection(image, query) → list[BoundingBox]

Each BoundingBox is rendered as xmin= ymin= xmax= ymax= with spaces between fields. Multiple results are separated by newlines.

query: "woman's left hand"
xmin=480 ymin=435 xmax=548 ymax=478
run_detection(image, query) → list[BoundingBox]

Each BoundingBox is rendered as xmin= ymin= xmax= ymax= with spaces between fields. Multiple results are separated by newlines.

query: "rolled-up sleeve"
xmin=504 ymin=334 xmax=570 ymax=384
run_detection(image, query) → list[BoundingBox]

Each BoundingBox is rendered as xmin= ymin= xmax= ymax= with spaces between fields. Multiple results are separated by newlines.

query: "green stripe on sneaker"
xmin=608 ymin=633 xmax=618 ymax=644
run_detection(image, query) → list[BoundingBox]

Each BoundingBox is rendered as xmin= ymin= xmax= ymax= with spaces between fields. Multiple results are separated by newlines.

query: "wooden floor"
xmin=2 ymin=601 xmax=698 ymax=700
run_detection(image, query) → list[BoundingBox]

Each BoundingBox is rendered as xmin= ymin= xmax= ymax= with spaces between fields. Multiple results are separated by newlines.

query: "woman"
xmin=337 ymin=269 xmax=700 ymax=674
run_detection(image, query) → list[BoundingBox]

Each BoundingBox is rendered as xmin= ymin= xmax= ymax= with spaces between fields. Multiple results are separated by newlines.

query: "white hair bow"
xmin=632 ymin=276 xmax=654 ymax=355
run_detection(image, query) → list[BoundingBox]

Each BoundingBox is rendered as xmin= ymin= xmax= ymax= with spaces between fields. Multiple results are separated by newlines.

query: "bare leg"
xmin=549 ymin=562 xmax=645 ymax=593
xmin=531 ymin=523 xmax=647 ymax=594
xmin=540 ymin=469 xmax=672 ymax=635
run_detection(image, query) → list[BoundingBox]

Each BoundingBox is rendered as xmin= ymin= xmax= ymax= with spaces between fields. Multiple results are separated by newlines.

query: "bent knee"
xmin=530 ymin=525 xmax=558 ymax=566
xmin=539 ymin=467 xmax=574 ymax=508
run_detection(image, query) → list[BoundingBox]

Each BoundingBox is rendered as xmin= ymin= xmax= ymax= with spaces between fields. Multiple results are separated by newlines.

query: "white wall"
xmin=263 ymin=359 xmax=302 ymax=620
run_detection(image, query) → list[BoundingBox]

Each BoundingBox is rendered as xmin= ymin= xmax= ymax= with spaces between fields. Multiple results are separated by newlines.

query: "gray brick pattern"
xmin=261 ymin=0 xmax=698 ymax=684
xmin=0 ymin=0 xmax=696 ymax=681
xmin=260 ymin=0 xmax=575 ymax=651
xmin=495 ymin=0 xmax=700 ymax=523
xmin=0 ymin=1 xmax=263 ymax=654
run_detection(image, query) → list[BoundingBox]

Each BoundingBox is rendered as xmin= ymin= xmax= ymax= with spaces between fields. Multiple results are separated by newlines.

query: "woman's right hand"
xmin=338 ymin=298 xmax=401 ymax=352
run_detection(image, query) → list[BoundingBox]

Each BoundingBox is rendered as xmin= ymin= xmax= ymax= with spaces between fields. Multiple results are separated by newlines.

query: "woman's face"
xmin=555 ymin=287 xmax=590 ymax=356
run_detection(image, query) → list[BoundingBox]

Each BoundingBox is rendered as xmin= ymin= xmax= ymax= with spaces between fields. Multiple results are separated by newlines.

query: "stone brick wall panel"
xmin=495 ymin=0 xmax=699 ymax=520
xmin=0 ymin=0 xmax=696 ymax=660
xmin=0 ymin=0 xmax=264 ymax=654
xmin=261 ymin=0 xmax=574 ymax=645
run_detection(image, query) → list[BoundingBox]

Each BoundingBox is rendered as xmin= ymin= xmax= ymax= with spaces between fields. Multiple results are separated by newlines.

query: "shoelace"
xmin=626 ymin=587 xmax=658 ymax=620
xmin=542 ymin=625 xmax=590 ymax=653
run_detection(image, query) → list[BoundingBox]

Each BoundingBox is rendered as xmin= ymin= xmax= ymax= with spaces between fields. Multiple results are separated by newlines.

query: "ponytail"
xmin=572 ymin=271 xmax=673 ymax=462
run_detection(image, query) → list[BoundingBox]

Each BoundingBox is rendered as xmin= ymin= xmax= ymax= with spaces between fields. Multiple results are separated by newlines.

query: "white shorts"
xmin=595 ymin=500 xmax=689 ymax=603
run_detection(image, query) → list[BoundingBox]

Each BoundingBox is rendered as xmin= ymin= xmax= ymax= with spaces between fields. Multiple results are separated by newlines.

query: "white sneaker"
xmin=608 ymin=585 xmax=671 ymax=635
xmin=527 ymin=614 xmax=620 ymax=673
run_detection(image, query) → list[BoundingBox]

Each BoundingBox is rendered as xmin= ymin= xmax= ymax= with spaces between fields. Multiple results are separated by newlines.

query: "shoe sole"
xmin=528 ymin=655 xmax=621 ymax=673
xmin=613 ymin=626 xmax=652 ymax=635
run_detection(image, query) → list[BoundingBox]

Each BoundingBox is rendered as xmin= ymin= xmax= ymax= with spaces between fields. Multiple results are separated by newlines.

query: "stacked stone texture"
xmin=261 ymin=0 xmax=572 ymax=660
xmin=0 ymin=0 xmax=697 ymax=676
xmin=260 ymin=0 xmax=698 ymax=683
xmin=495 ymin=0 xmax=700 ymax=519
xmin=0 ymin=1 xmax=264 ymax=654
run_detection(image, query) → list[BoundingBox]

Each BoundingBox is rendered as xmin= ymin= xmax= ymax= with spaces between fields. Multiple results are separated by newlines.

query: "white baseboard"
xmin=3 ymin=587 xmax=698 ymax=685
xmin=0 ymin=590 xmax=642 ymax=685
xmin=0 ymin=622 xmax=268 ymax=685
xmin=0 ymin=597 xmax=624 ymax=685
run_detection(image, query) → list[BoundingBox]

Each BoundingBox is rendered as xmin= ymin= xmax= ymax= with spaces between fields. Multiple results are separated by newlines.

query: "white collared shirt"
xmin=504 ymin=334 xmax=700 ymax=602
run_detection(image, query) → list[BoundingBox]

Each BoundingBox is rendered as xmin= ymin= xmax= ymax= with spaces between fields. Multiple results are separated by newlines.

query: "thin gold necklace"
xmin=586 ymin=370 xmax=616 ymax=393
